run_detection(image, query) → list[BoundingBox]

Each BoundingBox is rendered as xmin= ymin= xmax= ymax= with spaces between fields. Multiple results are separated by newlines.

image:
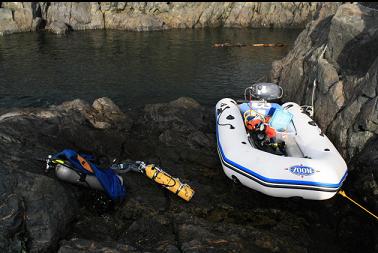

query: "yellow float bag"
xmin=144 ymin=164 xmax=195 ymax=202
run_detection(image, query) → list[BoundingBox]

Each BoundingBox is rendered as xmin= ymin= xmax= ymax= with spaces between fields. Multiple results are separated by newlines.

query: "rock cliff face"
xmin=270 ymin=3 xmax=378 ymax=212
xmin=0 ymin=2 xmax=325 ymax=35
xmin=0 ymin=2 xmax=42 ymax=35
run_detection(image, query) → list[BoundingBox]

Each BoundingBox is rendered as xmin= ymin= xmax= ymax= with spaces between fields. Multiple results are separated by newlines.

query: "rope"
xmin=216 ymin=106 xmax=234 ymax=129
xmin=301 ymin=79 xmax=317 ymax=117
xmin=338 ymin=190 xmax=378 ymax=221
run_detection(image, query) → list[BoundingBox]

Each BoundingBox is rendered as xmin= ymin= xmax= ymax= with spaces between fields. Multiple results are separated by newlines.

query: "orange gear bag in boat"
xmin=246 ymin=118 xmax=263 ymax=131
xmin=264 ymin=125 xmax=277 ymax=139
xmin=244 ymin=109 xmax=265 ymax=131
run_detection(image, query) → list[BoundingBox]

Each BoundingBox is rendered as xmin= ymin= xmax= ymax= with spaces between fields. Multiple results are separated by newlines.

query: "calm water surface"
xmin=0 ymin=28 xmax=300 ymax=110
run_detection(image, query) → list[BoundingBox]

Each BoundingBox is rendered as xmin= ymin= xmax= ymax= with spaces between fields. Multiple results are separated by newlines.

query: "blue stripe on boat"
xmin=216 ymin=113 xmax=348 ymax=189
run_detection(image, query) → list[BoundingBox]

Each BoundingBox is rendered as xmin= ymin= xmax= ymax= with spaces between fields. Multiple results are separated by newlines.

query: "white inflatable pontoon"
xmin=215 ymin=83 xmax=347 ymax=200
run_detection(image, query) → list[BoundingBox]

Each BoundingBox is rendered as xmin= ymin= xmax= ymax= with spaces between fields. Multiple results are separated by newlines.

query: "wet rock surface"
xmin=0 ymin=2 xmax=327 ymax=35
xmin=58 ymin=238 xmax=139 ymax=253
xmin=0 ymin=97 xmax=130 ymax=252
xmin=270 ymin=2 xmax=378 ymax=222
xmin=0 ymin=96 xmax=376 ymax=252
xmin=46 ymin=21 xmax=69 ymax=35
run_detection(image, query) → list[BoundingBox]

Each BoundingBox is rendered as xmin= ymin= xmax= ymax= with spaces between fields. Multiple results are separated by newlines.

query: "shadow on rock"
xmin=0 ymin=96 xmax=376 ymax=253
xmin=332 ymin=3 xmax=378 ymax=76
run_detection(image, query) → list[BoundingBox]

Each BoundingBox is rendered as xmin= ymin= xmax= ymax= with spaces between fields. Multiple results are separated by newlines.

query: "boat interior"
xmin=238 ymin=101 xmax=305 ymax=158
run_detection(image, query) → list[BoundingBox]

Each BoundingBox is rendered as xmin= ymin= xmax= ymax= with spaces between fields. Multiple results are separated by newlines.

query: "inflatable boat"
xmin=215 ymin=83 xmax=348 ymax=200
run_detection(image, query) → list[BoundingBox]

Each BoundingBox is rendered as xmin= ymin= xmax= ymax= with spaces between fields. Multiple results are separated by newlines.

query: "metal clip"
xmin=45 ymin=155 xmax=54 ymax=173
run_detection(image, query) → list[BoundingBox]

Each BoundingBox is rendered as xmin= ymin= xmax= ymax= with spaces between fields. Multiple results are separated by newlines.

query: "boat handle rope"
xmin=217 ymin=106 xmax=235 ymax=129
xmin=338 ymin=189 xmax=378 ymax=221
xmin=277 ymin=85 xmax=284 ymax=99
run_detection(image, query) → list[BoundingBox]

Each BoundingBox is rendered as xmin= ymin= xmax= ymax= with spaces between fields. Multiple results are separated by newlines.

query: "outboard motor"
xmin=245 ymin=82 xmax=283 ymax=101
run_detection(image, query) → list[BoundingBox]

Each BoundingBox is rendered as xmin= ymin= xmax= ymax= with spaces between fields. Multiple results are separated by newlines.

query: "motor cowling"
xmin=246 ymin=83 xmax=283 ymax=101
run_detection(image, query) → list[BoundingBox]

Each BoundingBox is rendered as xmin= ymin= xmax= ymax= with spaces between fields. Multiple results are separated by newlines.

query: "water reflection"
xmin=0 ymin=28 xmax=300 ymax=110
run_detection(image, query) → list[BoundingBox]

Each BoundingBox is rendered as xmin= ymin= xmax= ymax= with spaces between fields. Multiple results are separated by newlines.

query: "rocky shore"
xmin=270 ymin=3 xmax=378 ymax=215
xmin=0 ymin=96 xmax=376 ymax=253
xmin=0 ymin=2 xmax=326 ymax=35
xmin=0 ymin=2 xmax=377 ymax=253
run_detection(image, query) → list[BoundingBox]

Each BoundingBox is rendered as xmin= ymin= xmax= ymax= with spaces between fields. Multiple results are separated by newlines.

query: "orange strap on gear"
xmin=265 ymin=125 xmax=276 ymax=139
xmin=77 ymin=155 xmax=94 ymax=173
xmin=244 ymin=109 xmax=266 ymax=129
xmin=245 ymin=121 xmax=254 ymax=130
xmin=246 ymin=118 xmax=263 ymax=131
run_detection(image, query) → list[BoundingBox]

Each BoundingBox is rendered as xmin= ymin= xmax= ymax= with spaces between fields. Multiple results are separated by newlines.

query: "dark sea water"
xmin=0 ymin=28 xmax=300 ymax=110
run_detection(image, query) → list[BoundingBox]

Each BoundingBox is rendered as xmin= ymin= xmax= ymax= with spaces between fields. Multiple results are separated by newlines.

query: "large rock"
xmin=45 ymin=2 xmax=104 ymax=31
xmin=326 ymin=3 xmax=378 ymax=74
xmin=46 ymin=21 xmax=69 ymax=35
xmin=270 ymin=2 xmax=378 ymax=223
xmin=124 ymin=97 xmax=216 ymax=168
xmin=0 ymin=8 xmax=21 ymax=35
xmin=0 ymin=164 xmax=79 ymax=252
xmin=224 ymin=2 xmax=321 ymax=28
xmin=0 ymin=2 xmax=41 ymax=35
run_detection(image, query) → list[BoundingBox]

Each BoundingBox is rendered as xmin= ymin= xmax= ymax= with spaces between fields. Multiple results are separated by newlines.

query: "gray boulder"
xmin=45 ymin=2 xmax=104 ymax=31
xmin=46 ymin=21 xmax=69 ymax=35
xmin=0 ymin=3 xmax=41 ymax=35
xmin=0 ymin=166 xmax=78 ymax=252
xmin=0 ymin=8 xmax=19 ymax=35
xmin=0 ymin=8 xmax=14 ymax=22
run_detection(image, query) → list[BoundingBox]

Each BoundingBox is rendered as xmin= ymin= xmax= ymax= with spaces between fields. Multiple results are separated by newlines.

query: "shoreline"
xmin=0 ymin=2 xmax=326 ymax=35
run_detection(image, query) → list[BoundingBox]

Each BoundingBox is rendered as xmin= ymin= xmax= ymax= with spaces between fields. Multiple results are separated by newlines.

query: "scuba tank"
xmin=112 ymin=161 xmax=195 ymax=202
xmin=54 ymin=163 xmax=123 ymax=191
xmin=44 ymin=150 xmax=126 ymax=201
xmin=144 ymin=164 xmax=194 ymax=202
